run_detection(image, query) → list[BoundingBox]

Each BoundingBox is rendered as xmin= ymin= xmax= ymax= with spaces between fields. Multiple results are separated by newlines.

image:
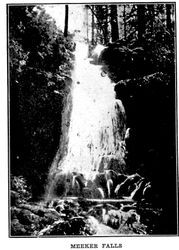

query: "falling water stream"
xmin=44 ymin=40 xmax=154 ymax=235
xmin=61 ymin=42 xmax=126 ymax=177
xmin=46 ymin=41 xmax=128 ymax=199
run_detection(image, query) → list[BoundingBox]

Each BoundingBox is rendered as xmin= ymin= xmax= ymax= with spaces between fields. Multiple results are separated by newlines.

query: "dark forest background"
xmin=9 ymin=4 xmax=177 ymax=235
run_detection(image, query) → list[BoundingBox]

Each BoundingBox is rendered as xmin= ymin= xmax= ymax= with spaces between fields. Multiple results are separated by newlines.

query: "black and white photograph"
xmin=6 ymin=1 xmax=178 ymax=239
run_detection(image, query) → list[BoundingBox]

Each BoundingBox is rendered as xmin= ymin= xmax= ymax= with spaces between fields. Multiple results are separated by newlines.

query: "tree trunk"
xmin=137 ymin=5 xmax=145 ymax=44
xmin=85 ymin=6 xmax=89 ymax=43
xmin=91 ymin=5 xmax=95 ymax=45
xmin=148 ymin=4 xmax=155 ymax=33
xmin=110 ymin=5 xmax=119 ymax=42
xmin=64 ymin=5 xmax=69 ymax=37
xmin=104 ymin=5 xmax=109 ymax=44
xmin=123 ymin=5 xmax=127 ymax=40
xmin=166 ymin=4 xmax=172 ymax=31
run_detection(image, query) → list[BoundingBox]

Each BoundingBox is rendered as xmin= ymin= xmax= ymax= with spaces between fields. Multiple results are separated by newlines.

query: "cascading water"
xmin=42 ymin=38 xmax=153 ymax=237
xmin=46 ymin=41 xmax=127 ymax=200
xmin=63 ymin=42 xmax=126 ymax=176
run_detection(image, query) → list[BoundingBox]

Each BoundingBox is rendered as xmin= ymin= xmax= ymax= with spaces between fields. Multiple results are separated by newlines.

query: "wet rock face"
xmin=98 ymin=155 xmax=126 ymax=173
xmin=46 ymin=168 xmax=152 ymax=202
xmin=10 ymin=191 xmax=20 ymax=206
xmin=47 ymin=172 xmax=86 ymax=199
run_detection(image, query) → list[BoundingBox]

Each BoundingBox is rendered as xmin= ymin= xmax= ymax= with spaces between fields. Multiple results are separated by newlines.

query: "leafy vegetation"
xmin=10 ymin=176 xmax=32 ymax=206
xmin=9 ymin=6 xmax=75 ymax=199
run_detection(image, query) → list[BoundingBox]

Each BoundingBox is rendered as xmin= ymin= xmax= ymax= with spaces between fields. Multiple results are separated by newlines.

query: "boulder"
xmin=11 ymin=219 xmax=26 ymax=236
xmin=18 ymin=209 xmax=39 ymax=225
xmin=10 ymin=191 xmax=20 ymax=206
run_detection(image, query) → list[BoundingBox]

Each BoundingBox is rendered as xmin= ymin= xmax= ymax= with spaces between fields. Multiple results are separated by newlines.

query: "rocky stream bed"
xmin=10 ymin=194 xmax=163 ymax=236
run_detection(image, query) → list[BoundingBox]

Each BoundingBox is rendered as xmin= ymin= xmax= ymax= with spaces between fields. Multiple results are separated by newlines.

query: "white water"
xmin=54 ymin=42 xmax=126 ymax=182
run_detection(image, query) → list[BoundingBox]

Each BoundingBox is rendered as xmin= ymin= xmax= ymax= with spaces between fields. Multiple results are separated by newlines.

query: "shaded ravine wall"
xmin=114 ymin=72 xmax=177 ymax=234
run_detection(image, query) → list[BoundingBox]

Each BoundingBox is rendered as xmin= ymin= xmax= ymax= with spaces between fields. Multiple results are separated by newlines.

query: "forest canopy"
xmin=86 ymin=4 xmax=175 ymax=81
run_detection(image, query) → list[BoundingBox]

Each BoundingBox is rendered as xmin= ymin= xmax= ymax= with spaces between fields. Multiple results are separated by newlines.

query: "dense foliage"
xmin=98 ymin=4 xmax=176 ymax=234
xmin=9 ymin=6 xmax=75 ymax=199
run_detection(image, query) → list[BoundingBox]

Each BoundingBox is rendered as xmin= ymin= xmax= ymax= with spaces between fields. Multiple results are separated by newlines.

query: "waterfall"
xmin=46 ymin=41 xmax=127 ymax=200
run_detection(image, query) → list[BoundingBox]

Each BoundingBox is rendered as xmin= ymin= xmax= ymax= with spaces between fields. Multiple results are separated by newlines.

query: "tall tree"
xmin=137 ymin=5 xmax=146 ymax=44
xmin=110 ymin=5 xmax=119 ymax=42
xmin=148 ymin=4 xmax=155 ymax=33
xmin=88 ymin=5 xmax=110 ymax=44
xmin=166 ymin=4 xmax=172 ymax=31
xmin=64 ymin=5 xmax=69 ymax=37
xmin=123 ymin=5 xmax=127 ymax=40
xmin=103 ymin=5 xmax=109 ymax=44
xmin=85 ymin=5 xmax=89 ymax=43
xmin=91 ymin=5 xmax=95 ymax=45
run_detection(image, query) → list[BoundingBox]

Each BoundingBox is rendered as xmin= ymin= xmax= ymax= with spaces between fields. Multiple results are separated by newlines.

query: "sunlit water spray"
xmin=46 ymin=41 xmax=127 ymax=199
